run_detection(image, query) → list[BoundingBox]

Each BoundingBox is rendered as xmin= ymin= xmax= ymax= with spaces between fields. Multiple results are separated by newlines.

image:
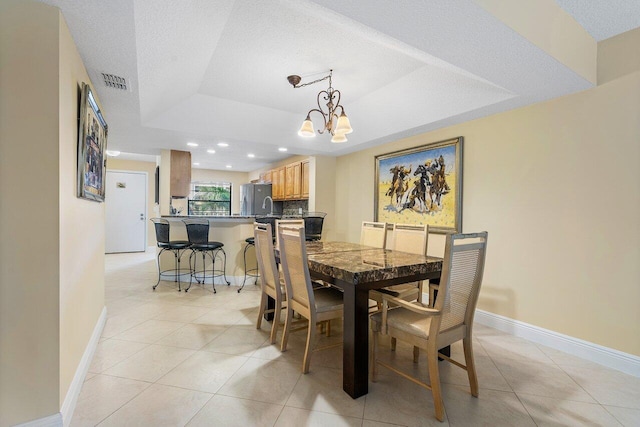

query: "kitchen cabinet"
xmin=266 ymin=159 xmax=309 ymax=201
xmin=170 ymin=150 xmax=191 ymax=197
xmin=301 ymin=160 xmax=309 ymax=199
xmin=272 ymin=166 xmax=286 ymax=200
xmin=285 ymin=162 xmax=302 ymax=200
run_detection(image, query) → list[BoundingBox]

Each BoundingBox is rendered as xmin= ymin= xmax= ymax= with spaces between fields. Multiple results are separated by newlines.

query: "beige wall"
xmin=598 ymin=27 xmax=640 ymax=85
xmin=0 ymin=1 xmax=107 ymax=424
xmin=58 ymin=15 xmax=106 ymax=406
xmin=309 ymin=156 xmax=337 ymax=241
xmin=107 ymin=158 xmax=158 ymax=246
xmin=0 ymin=2 xmax=61 ymax=424
xmin=335 ymin=69 xmax=640 ymax=355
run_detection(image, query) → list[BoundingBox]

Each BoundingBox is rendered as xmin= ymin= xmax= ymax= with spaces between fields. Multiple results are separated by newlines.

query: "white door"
xmin=105 ymin=170 xmax=147 ymax=253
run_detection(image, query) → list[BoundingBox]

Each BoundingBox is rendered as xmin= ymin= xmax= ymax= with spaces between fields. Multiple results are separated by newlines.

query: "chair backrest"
xmin=275 ymin=219 xmax=304 ymax=250
xmin=392 ymin=223 xmax=428 ymax=256
xmin=253 ymin=222 xmax=282 ymax=300
xmin=151 ymin=218 xmax=170 ymax=244
xmin=278 ymin=224 xmax=314 ymax=315
xmin=432 ymin=232 xmax=488 ymax=334
xmin=255 ymin=215 xmax=280 ymax=238
xmin=360 ymin=221 xmax=387 ymax=248
xmin=183 ymin=219 xmax=210 ymax=244
xmin=303 ymin=212 xmax=326 ymax=241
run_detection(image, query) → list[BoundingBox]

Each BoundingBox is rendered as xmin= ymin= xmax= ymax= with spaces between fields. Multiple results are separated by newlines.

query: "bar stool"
xmin=150 ymin=218 xmax=191 ymax=291
xmin=183 ymin=219 xmax=230 ymax=293
xmin=238 ymin=215 xmax=280 ymax=293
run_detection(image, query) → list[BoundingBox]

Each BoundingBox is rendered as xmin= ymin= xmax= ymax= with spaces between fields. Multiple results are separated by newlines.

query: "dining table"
xmin=302 ymin=241 xmax=443 ymax=399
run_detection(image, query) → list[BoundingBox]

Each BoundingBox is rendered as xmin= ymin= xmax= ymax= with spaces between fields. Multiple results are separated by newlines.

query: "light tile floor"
xmin=71 ymin=250 xmax=640 ymax=426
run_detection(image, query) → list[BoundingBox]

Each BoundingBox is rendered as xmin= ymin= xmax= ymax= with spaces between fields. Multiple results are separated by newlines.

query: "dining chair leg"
xmin=463 ymin=337 xmax=479 ymax=397
xmin=281 ymin=306 xmax=293 ymax=352
xmin=391 ymin=337 xmax=397 ymax=351
xmin=302 ymin=318 xmax=316 ymax=374
xmin=428 ymin=342 xmax=445 ymax=422
xmin=413 ymin=346 xmax=420 ymax=363
xmin=270 ymin=299 xmax=281 ymax=344
xmin=256 ymin=292 xmax=267 ymax=330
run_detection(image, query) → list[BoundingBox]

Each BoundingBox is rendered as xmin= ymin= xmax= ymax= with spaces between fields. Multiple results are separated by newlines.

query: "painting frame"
xmin=77 ymin=82 xmax=108 ymax=202
xmin=374 ymin=137 xmax=463 ymax=233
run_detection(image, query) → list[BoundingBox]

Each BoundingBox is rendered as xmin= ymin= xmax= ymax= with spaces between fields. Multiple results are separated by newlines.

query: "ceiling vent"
xmin=101 ymin=73 xmax=128 ymax=90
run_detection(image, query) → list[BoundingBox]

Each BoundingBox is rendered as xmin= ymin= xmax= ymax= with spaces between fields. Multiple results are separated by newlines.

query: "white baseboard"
xmin=15 ymin=413 xmax=63 ymax=427
xmin=60 ymin=306 xmax=107 ymax=426
xmin=475 ymin=309 xmax=640 ymax=377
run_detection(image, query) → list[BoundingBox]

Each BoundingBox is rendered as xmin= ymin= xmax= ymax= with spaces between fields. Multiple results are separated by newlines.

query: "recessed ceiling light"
xmin=193 ymin=162 xmax=200 ymax=166
xmin=106 ymin=150 xmax=121 ymax=157
xmin=207 ymin=149 xmax=216 ymax=154
xmin=187 ymin=142 xmax=198 ymax=147
xmin=247 ymin=153 xmax=255 ymax=158
xmin=217 ymin=142 xmax=229 ymax=147
xmin=226 ymin=165 xmax=232 ymax=168
xmin=278 ymin=147 xmax=288 ymax=152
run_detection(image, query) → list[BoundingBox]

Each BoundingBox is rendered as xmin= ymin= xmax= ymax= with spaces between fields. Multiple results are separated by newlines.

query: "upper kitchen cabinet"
xmin=265 ymin=159 xmax=309 ymax=201
xmin=272 ymin=166 xmax=286 ymax=200
xmin=285 ymin=162 xmax=302 ymax=200
xmin=301 ymin=160 xmax=309 ymax=199
xmin=170 ymin=150 xmax=191 ymax=197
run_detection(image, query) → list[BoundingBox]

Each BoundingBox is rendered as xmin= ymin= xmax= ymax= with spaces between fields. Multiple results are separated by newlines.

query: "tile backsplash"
xmin=282 ymin=200 xmax=308 ymax=216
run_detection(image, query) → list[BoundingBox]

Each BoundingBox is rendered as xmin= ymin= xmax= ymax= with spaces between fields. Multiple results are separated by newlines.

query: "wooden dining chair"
xmin=371 ymin=232 xmax=488 ymax=422
xmin=254 ymin=222 xmax=285 ymax=344
xmin=370 ymin=223 xmax=428 ymax=308
xmin=360 ymin=221 xmax=387 ymax=248
xmin=275 ymin=219 xmax=304 ymax=251
xmin=278 ymin=224 xmax=344 ymax=374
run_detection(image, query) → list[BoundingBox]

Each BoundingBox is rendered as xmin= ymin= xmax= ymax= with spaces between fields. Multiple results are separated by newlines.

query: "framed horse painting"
xmin=374 ymin=137 xmax=463 ymax=233
xmin=77 ymin=82 xmax=108 ymax=202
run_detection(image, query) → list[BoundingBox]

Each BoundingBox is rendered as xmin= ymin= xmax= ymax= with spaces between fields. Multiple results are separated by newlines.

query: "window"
xmin=188 ymin=182 xmax=231 ymax=216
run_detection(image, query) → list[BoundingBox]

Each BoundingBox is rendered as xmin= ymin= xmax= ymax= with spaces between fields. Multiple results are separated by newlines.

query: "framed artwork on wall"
xmin=77 ymin=82 xmax=108 ymax=202
xmin=374 ymin=136 xmax=463 ymax=233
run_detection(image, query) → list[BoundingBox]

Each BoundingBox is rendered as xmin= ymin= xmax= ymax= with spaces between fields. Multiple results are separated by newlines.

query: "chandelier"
xmin=287 ymin=69 xmax=353 ymax=143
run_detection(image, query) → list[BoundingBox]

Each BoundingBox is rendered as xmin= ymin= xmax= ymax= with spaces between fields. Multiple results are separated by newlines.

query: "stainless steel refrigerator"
xmin=240 ymin=183 xmax=272 ymax=216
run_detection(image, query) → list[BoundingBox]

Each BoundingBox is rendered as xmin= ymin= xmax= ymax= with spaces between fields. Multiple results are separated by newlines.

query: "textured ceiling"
xmin=38 ymin=0 xmax=640 ymax=171
xmin=555 ymin=0 xmax=640 ymax=41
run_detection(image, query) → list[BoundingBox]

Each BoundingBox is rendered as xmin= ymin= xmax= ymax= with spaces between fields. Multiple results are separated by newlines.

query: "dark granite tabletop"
xmin=304 ymin=241 xmax=367 ymax=255
xmin=308 ymin=247 xmax=442 ymax=286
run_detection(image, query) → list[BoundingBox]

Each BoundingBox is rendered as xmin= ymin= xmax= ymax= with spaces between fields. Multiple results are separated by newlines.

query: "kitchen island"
xmin=156 ymin=215 xmax=260 ymax=288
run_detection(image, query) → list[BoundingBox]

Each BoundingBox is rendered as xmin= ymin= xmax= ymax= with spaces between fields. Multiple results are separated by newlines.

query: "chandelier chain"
xmin=293 ymin=74 xmax=330 ymax=89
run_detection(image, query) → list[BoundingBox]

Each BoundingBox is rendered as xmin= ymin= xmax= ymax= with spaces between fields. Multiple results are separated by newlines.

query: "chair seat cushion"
xmin=314 ymin=287 xmax=344 ymax=313
xmin=371 ymin=305 xmax=432 ymax=339
xmin=191 ymin=241 xmax=223 ymax=250
xmin=158 ymin=241 xmax=191 ymax=249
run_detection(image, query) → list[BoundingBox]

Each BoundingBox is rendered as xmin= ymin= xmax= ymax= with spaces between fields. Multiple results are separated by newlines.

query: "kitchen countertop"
xmin=161 ymin=215 xmax=256 ymax=223
xmin=161 ymin=213 xmax=314 ymax=225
